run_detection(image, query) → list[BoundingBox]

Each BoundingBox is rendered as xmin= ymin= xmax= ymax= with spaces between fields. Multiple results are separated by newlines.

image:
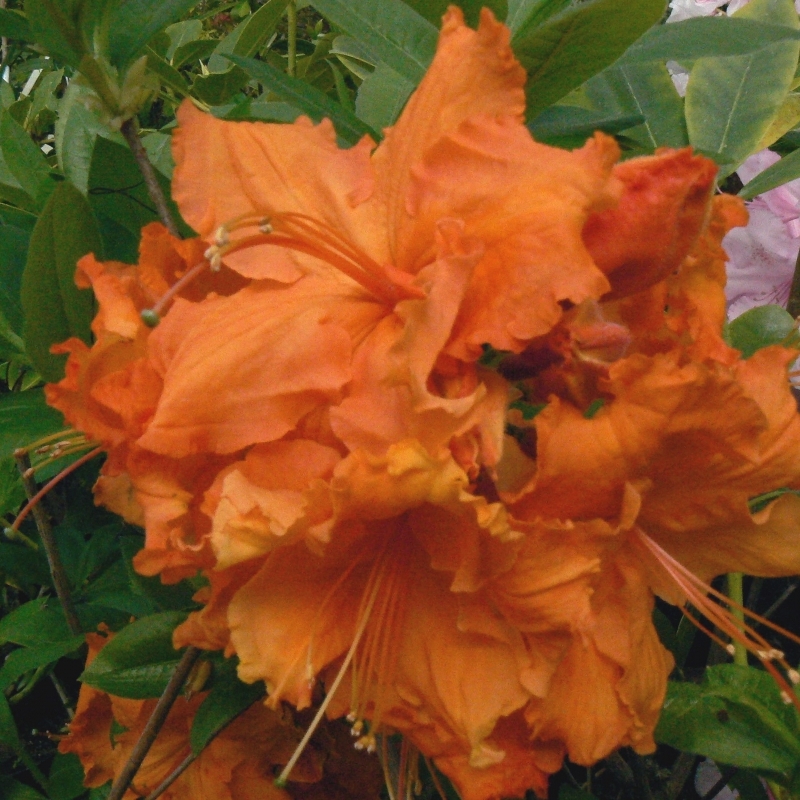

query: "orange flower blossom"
xmin=41 ymin=4 xmax=800 ymax=800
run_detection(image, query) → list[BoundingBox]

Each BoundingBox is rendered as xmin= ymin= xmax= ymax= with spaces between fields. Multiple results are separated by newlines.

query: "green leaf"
xmin=21 ymin=182 xmax=101 ymax=382
xmin=508 ymin=0 xmax=573 ymax=34
xmin=685 ymin=0 xmax=800 ymax=174
xmin=172 ymin=37 xmax=218 ymax=69
xmin=527 ymin=105 xmax=639 ymax=145
xmin=0 ymin=637 xmax=84 ymax=691
xmin=189 ymin=657 xmax=265 ymax=754
xmin=0 ymin=693 xmax=47 ymax=790
xmin=516 ymin=0 xmax=667 ymax=118
xmin=87 ymin=135 xmax=188 ymax=260
xmin=311 ymin=0 xmax=436 ymax=84
xmin=146 ymin=48 xmax=191 ymax=96
xmin=623 ymin=17 xmax=800 ymax=63
xmin=355 ymin=61 xmax=414 ymax=132
xmin=0 ymin=390 xmax=65 ymax=462
xmin=192 ymin=65 xmax=250 ymax=105
xmin=228 ymin=54 xmax=378 ymax=144
xmin=655 ymin=664 xmax=800 ymax=780
xmin=0 ymin=778 xmax=48 ymax=800
xmin=585 ymin=61 xmax=688 ymax=150
xmin=108 ymin=0 xmax=204 ymax=68
xmin=0 ymin=8 xmax=32 ymax=41
xmin=0 ymin=598 xmax=76 ymax=646
xmin=400 ymin=0 xmax=507 ymax=29
xmin=81 ymin=611 xmax=189 ymax=698
xmin=0 ymin=110 xmax=54 ymax=211
xmin=23 ymin=0 xmax=83 ymax=66
xmin=47 ymin=753 xmax=88 ymax=800
xmin=0 ymin=223 xmax=28 ymax=334
xmin=0 ymin=458 xmax=26 ymax=519
xmin=120 ymin=536 xmax=198 ymax=612
xmin=165 ymin=19 xmax=203 ymax=61
xmin=740 ymin=147 xmax=800 ymax=200
xmin=207 ymin=0 xmax=289 ymax=73
xmin=725 ymin=305 xmax=796 ymax=358
xmin=55 ymin=85 xmax=107 ymax=196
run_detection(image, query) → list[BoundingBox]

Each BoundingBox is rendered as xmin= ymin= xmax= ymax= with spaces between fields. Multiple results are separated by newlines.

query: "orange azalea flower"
xmin=132 ymin=6 xmax=623 ymax=468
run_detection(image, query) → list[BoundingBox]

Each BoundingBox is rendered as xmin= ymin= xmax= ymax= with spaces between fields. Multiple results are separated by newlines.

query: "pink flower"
xmin=723 ymin=150 xmax=800 ymax=318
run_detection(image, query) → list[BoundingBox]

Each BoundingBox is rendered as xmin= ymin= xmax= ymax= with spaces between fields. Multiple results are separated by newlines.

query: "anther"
xmin=346 ymin=711 xmax=357 ymax=723
xmin=725 ymin=644 xmax=736 ymax=656
xmin=782 ymin=691 xmax=793 ymax=704
xmin=22 ymin=468 xmax=34 ymax=480
xmin=214 ymin=226 xmax=230 ymax=247
xmin=259 ymin=218 xmax=273 ymax=234
xmin=140 ymin=309 xmax=161 ymax=328
xmin=789 ymin=669 xmax=800 ymax=685
xmin=351 ymin=720 xmax=364 ymax=737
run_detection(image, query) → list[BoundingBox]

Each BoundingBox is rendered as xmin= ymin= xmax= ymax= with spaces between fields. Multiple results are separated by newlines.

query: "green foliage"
xmin=656 ymin=664 xmax=800 ymax=786
xmin=401 ymin=0 xmax=508 ymax=28
xmin=725 ymin=305 xmax=796 ymax=358
xmin=623 ymin=16 xmax=800 ymax=62
xmin=229 ymin=53 xmax=378 ymax=142
xmin=515 ymin=0 xmax=667 ymax=118
xmin=20 ymin=182 xmax=101 ymax=381
xmin=81 ymin=611 xmax=190 ymax=698
xmin=311 ymin=0 xmax=437 ymax=84
xmin=685 ymin=0 xmax=800 ymax=174
xmin=189 ymin=656 xmax=265 ymax=754
xmin=740 ymin=146 xmax=800 ymax=199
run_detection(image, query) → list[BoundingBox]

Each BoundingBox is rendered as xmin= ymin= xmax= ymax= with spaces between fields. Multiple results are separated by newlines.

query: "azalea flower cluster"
xmin=51 ymin=9 xmax=800 ymax=800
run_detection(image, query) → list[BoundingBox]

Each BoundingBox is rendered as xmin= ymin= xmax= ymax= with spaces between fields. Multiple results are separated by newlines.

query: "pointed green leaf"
xmin=81 ymin=611 xmax=189 ymax=698
xmin=227 ymin=54 xmax=378 ymax=143
xmin=739 ymin=147 xmax=800 ymax=200
xmin=586 ymin=61 xmax=688 ymax=150
xmin=655 ymin=664 xmax=800 ymax=779
xmin=355 ymin=61 xmax=414 ymax=132
xmin=207 ymin=0 xmax=289 ymax=73
xmin=311 ymin=0 xmax=436 ymax=84
xmin=0 ymin=110 xmax=54 ymax=210
xmin=108 ymin=0 xmax=204 ymax=68
xmin=516 ymin=0 xmax=667 ymax=118
xmin=623 ymin=17 xmax=800 ymax=63
xmin=510 ymin=0 xmax=575 ymax=37
xmin=47 ymin=753 xmax=88 ymax=800
xmin=0 ymin=390 xmax=65 ymax=462
xmin=146 ymin=47 xmax=190 ymax=96
xmin=21 ymin=182 xmax=102 ymax=382
xmin=23 ymin=0 xmax=83 ymax=66
xmin=400 ymin=0 xmax=507 ymax=29
xmin=685 ymin=0 xmax=800 ymax=174
xmin=0 ymin=9 xmax=32 ymax=41
xmin=0 ymin=637 xmax=84 ymax=691
xmin=725 ymin=305 xmax=796 ymax=357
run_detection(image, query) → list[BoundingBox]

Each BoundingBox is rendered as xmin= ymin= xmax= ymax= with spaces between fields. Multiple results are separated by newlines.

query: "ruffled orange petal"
xmin=409 ymin=123 xmax=620 ymax=359
xmin=139 ymin=277 xmax=379 ymax=457
xmin=171 ymin=102 xmax=384 ymax=280
xmin=373 ymin=6 xmax=526 ymax=267
xmin=583 ymin=148 xmax=717 ymax=299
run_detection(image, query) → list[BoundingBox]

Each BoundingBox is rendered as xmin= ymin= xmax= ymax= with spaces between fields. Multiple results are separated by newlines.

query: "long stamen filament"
xmin=275 ymin=575 xmax=383 ymax=788
xmin=636 ymin=530 xmax=800 ymax=710
xmin=141 ymin=261 xmax=209 ymax=328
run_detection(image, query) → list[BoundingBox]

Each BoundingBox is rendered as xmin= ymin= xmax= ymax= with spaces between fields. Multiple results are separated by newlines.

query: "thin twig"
xmin=663 ymin=753 xmax=699 ymax=800
xmin=106 ymin=646 xmax=201 ymax=800
xmin=119 ymin=118 xmax=180 ymax=237
xmin=286 ymin=1 xmax=297 ymax=77
xmin=629 ymin=753 xmax=654 ymax=800
xmin=50 ymin=673 xmax=75 ymax=720
xmin=14 ymin=452 xmax=81 ymax=636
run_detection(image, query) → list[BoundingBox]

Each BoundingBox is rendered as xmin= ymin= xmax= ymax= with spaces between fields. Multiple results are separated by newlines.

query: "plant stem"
xmin=287 ymin=1 xmax=297 ymax=77
xmin=14 ymin=452 xmax=81 ymax=637
xmin=106 ymin=646 xmax=201 ymax=800
xmin=120 ymin=118 xmax=180 ymax=237
xmin=726 ymin=572 xmax=748 ymax=666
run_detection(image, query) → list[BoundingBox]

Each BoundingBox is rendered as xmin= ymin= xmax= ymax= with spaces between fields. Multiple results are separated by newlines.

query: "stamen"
xmin=275 ymin=574 xmax=383 ymax=788
xmin=636 ymin=530 xmax=800 ymax=712
xmin=141 ymin=260 xmax=209 ymax=327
